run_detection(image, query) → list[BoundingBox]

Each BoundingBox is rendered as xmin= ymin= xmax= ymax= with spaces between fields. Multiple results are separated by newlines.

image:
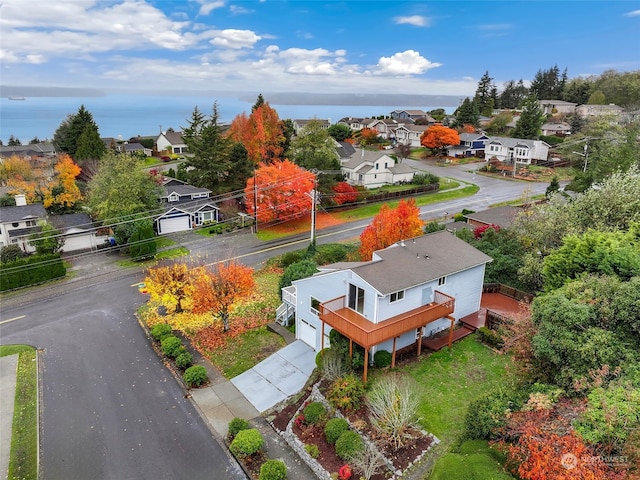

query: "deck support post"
xmin=417 ymin=327 xmax=423 ymax=356
xmin=349 ymin=339 xmax=353 ymax=358
xmin=391 ymin=337 xmax=397 ymax=368
xmin=321 ymin=322 xmax=325 ymax=356
xmin=447 ymin=315 xmax=455 ymax=349
xmin=363 ymin=349 xmax=369 ymax=383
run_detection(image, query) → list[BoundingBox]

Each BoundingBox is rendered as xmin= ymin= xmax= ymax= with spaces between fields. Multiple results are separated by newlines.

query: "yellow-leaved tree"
xmin=144 ymin=263 xmax=194 ymax=314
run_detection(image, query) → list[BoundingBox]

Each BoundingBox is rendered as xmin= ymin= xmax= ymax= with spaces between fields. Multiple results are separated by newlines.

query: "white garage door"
xmin=298 ymin=319 xmax=317 ymax=350
xmin=159 ymin=216 xmax=191 ymax=234
xmin=61 ymin=234 xmax=93 ymax=253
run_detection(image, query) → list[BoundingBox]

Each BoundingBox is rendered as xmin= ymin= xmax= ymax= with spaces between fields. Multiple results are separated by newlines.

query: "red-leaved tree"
xmin=332 ymin=182 xmax=359 ymax=205
xmin=244 ymin=160 xmax=316 ymax=223
xmin=227 ymin=103 xmax=284 ymax=164
xmin=359 ymin=199 xmax=424 ymax=260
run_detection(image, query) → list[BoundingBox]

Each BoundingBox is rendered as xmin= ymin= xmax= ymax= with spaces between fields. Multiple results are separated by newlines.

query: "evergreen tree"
xmin=7 ymin=135 xmax=21 ymax=146
xmin=512 ymin=95 xmax=545 ymax=139
xmin=226 ymin=142 xmax=254 ymax=192
xmin=75 ymin=123 xmax=106 ymax=161
xmin=474 ymin=71 xmax=496 ymax=116
xmin=53 ymin=105 xmax=102 ymax=157
xmin=563 ymin=78 xmax=592 ymax=105
xmin=182 ymin=103 xmax=232 ymax=193
xmin=252 ymin=93 xmax=265 ymax=112
xmin=454 ymin=97 xmax=480 ymax=127
xmin=530 ymin=65 xmax=567 ymax=99
xmin=129 ymin=220 xmax=156 ymax=261
xmin=546 ymin=176 xmax=561 ymax=198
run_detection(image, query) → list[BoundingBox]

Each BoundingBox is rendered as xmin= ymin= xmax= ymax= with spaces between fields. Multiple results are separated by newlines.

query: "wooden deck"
xmin=423 ymin=325 xmax=475 ymax=351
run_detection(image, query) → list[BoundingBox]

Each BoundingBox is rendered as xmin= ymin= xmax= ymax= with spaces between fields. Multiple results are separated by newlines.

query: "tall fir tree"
xmin=75 ymin=123 xmax=106 ymax=161
xmin=53 ymin=105 xmax=102 ymax=157
xmin=454 ymin=97 xmax=480 ymax=127
xmin=512 ymin=95 xmax=546 ymax=139
xmin=182 ymin=103 xmax=232 ymax=193
xmin=474 ymin=71 xmax=496 ymax=116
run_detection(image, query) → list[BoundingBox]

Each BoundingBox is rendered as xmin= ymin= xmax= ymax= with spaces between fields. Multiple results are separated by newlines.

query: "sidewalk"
xmin=0 ymin=354 xmax=18 ymax=480
xmin=185 ymin=327 xmax=318 ymax=480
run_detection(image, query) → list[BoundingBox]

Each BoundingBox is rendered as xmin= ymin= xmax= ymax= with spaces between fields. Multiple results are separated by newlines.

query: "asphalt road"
xmin=0 ymin=275 xmax=246 ymax=480
xmin=0 ymin=162 xmax=549 ymax=479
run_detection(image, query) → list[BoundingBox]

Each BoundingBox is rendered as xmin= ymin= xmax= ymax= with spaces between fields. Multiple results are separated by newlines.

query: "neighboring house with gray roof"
xmin=337 ymin=117 xmax=377 ymax=131
xmin=278 ymin=231 xmax=492 ymax=359
xmin=390 ymin=109 xmax=430 ymax=121
xmin=292 ymin=119 xmax=330 ymax=135
xmin=575 ymin=104 xmax=624 ymax=118
xmin=48 ymin=212 xmax=102 ymax=253
xmin=341 ymin=149 xmax=416 ymax=188
xmin=0 ymin=142 xmax=57 ymax=159
xmin=155 ymin=131 xmax=188 ymax=154
xmin=393 ymin=124 xmax=429 ymax=147
xmin=0 ymin=195 xmax=46 ymax=252
xmin=464 ymin=206 xmax=523 ymax=229
xmin=541 ymin=122 xmax=571 ymax=137
xmin=154 ymin=177 xmax=219 ymax=234
xmin=539 ymin=100 xmax=577 ymax=115
xmin=485 ymin=137 xmax=550 ymax=165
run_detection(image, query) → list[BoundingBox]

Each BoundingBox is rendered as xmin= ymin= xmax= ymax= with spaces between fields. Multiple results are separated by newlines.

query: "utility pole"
xmin=309 ymin=172 xmax=319 ymax=247
xmin=253 ymin=169 xmax=258 ymax=233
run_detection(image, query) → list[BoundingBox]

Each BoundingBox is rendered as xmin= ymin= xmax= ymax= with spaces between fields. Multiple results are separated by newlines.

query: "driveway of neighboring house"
xmin=231 ymin=340 xmax=316 ymax=413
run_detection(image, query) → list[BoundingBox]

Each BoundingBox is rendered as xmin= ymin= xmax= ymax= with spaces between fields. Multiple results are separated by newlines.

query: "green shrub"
xmin=279 ymin=250 xmax=305 ymax=268
xmin=183 ymin=365 xmax=208 ymax=388
xmin=327 ymin=374 xmax=365 ymax=411
xmin=325 ymin=417 xmax=349 ymax=445
xmin=305 ymin=443 xmax=320 ymax=458
xmin=259 ymin=459 xmax=287 ymax=480
xmin=373 ymin=350 xmax=392 ymax=368
xmin=161 ymin=335 xmax=183 ymax=358
xmin=279 ymin=258 xmax=318 ymax=294
xmin=476 ymin=327 xmax=504 ymax=349
xmin=313 ymin=244 xmax=355 ymax=265
xmin=150 ymin=323 xmax=172 ymax=341
xmin=463 ymin=390 xmax=521 ymax=440
xmin=303 ymin=401 xmax=326 ymax=425
xmin=229 ymin=428 xmax=264 ymax=458
xmin=0 ymin=253 xmax=66 ymax=291
xmin=175 ymin=351 xmax=193 ymax=370
xmin=228 ymin=417 xmax=250 ymax=440
xmin=329 ymin=329 xmax=365 ymax=370
xmin=335 ymin=430 xmax=364 ymax=460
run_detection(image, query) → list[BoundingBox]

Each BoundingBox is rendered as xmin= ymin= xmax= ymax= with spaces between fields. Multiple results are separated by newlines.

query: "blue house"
xmin=279 ymin=231 xmax=492 ymax=380
xmin=446 ymin=133 xmax=489 ymax=158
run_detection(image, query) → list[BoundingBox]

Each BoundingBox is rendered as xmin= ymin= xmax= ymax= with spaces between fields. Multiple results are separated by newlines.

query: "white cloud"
xmin=375 ymin=50 xmax=441 ymax=75
xmin=229 ymin=5 xmax=253 ymax=15
xmin=210 ymin=29 xmax=262 ymax=49
xmin=624 ymin=10 xmax=640 ymax=17
xmin=394 ymin=15 xmax=431 ymax=27
xmin=195 ymin=0 xmax=225 ymax=16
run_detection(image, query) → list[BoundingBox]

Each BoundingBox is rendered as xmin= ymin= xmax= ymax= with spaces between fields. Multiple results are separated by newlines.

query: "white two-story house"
xmin=0 ymin=195 xmax=46 ymax=252
xmin=341 ymin=149 xmax=416 ymax=189
xmin=485 ymin=137 xmax=550 ymax=165
xmin=279 ymin=231 xmax=492 ymax=380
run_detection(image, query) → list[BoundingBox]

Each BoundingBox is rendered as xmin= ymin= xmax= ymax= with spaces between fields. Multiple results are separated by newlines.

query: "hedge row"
xmin=0 ymin=253 xmax=66 ymax=291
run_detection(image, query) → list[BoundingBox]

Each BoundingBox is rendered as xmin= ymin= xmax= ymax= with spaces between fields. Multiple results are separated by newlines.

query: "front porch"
xmin=319 ymin=291 xmax=455 ymax=382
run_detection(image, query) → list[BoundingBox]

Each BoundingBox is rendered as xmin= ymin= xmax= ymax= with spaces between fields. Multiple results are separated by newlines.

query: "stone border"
xmin=272 ymin=381 xmax=439 ymax=479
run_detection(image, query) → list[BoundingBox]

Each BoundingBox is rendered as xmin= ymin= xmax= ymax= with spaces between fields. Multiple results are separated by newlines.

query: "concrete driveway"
xmin=231 ymin=341 xmax=316 ymax=413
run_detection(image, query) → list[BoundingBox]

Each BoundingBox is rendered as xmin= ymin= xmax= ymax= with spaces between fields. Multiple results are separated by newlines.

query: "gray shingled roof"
xmin=48 ymin=213 xmax=97 ymax=231
xmin=351 ymin=231 xmax=492 ymax=295
xmin=464 ymin=206 xmax=523 ymax=229
xmin=0 ymin=204 xmax=47 ymax=223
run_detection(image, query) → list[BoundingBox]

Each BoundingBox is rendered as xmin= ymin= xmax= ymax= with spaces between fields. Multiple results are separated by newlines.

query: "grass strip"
xmin=0 ymin=345 xmax=38 ymax=480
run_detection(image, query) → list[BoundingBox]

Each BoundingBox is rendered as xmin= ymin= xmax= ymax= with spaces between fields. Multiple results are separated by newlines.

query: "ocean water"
xmin=0 ymin=94 xmax=450 ymax=144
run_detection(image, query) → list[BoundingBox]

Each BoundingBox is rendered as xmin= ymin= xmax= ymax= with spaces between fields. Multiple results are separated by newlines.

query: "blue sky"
xmin=1 ymin=0 xmax=639 ymax=98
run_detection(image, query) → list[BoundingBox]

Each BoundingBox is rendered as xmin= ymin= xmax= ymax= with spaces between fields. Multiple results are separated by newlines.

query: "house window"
xmin=375 ymin=163 xmax=379 ymax=170
xmin=348 ymin=284 xmax=365 ymax=314
xmin=390 ymin=290 xmax=405 ymax=303
xmin=438 ymin=276 xmax=446 ymax=286
xmin=310 ymin=297 xmax=321 ymax=315
xmin=384 ymin=162 xmax=388 ymax=168
xmin=12 ymin=222 xmax=19 ymax=227
xmin=168 ymin=193 xmax=179 ymax=202
xmin=26 ymin=220 xmax=36 ymax=227
xmin=198 ymin=211 xmax=216 ymax=223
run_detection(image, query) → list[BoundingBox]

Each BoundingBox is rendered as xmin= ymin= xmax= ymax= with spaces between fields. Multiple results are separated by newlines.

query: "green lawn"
xmin=0 ymin=345 xmax=38 ymax=480
xmin=430 ymin=440 xmax=513 ymax=480
xmin=207 ymin=327 xmax=286 ymax=378
xmin=401 ymin=336 xmax=510 ymax=443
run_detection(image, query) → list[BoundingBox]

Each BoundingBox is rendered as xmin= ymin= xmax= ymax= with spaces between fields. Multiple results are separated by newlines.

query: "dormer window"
xmin=168 ymin=193 xmax=180 ymax=202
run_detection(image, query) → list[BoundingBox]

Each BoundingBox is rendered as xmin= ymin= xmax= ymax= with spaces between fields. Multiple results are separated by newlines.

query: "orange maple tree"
xmin=359 ymin=199 xmax=424 ymax=260
xmin=420 ymin=124 xmax=460 ymax=155
xmin=244 ymin=160 xmax=316 ymax=223
xmin=462 ymin=123 xmax=476 ymax=133
xmin=43 ymin=154 xmax=83 ymax=211
xmin=227 ymin=103 xmax=284 ymax=164
xmin=359 ymin=128 xmax=379 ymax=146
xmin=191 ymin=261 xmax=255 ymax=332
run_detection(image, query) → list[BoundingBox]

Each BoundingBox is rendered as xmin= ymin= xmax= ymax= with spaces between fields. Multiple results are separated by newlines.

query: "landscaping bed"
xmin=270 ymin=380 xmax=436 ymax=479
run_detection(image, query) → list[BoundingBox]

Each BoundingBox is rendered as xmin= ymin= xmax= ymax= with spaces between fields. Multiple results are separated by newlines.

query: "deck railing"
xmin=319 ymin=291 xmax=455 ymax=349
